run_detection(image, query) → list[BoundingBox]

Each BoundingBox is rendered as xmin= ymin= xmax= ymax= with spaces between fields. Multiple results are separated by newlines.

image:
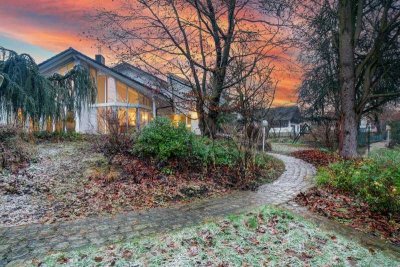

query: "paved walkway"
xmin=363 ymin=141 xmax=388 ymax=157
xmin=271 ymin=143 xmax=312 ymax=154
xmin=0 ymin=154 xmax=315 ymax=266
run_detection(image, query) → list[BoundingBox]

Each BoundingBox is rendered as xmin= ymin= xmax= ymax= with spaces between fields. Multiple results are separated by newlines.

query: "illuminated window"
xmin=186 ymin=117 xmax=191 ymax=130
xmin=116 ymin=81 xmax=127 ymax=103
xmin=138 ymin=94 xmax=151 ymax=106
xmin=141 ymin=110 xmax=151 ymax=125
xmin=128 ymin=87 xmax=139 ymax=104
xmin=169 ymin=114 xmax=186 ymax=126
xmin=118 ymin=108 xmax=127 ymax=133
xmin=90 ymin=68 xmax=97 ymax=79
xmin=97 ymin=107 xmax=107 ymax=133
xmin=190 ymin=112 xmax=198 ymax=120
xmin=97 ymin=75 xmax=106 ymax=103
xmin=128 ymin=108 xmax=136 ymax=128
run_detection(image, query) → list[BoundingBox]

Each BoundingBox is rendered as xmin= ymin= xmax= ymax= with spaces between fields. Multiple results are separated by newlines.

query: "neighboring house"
xmin=37 ymin=47 xmax=200 ymax=134
xmin=359 ymin=118 xmax=379 ymax=133
xmin=263 ymin=106 xmax=302 ymax=137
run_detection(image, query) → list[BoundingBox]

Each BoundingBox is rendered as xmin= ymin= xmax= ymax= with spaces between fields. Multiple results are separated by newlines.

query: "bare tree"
xmin=290 ymin=0 xmax=400 ymax=157
xmin=89 ymin=0 xmax=291 ymax=137
xmin=220 ymin=60 xmax=276 ymax=183
xmin=95 ymin=108 xmax=135 ymax=165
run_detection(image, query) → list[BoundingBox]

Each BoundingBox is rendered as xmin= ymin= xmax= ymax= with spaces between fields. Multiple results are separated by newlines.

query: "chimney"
xmin=95 ymin=54 xmax=105 ymax=65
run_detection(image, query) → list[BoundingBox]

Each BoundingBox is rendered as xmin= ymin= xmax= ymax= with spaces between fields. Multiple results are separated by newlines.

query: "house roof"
xmin=38 ymin=47 xmax=169 ymax=102
xmin=167 ymin=73 xmax=191 ymax=87
xmin=256 ymin=106 xmax=302 ymax=123
xmin=112 ymin=62 xmax=170 ymax=90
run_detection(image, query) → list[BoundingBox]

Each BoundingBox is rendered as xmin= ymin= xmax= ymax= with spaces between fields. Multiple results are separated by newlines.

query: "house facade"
xmin=264 ymin=106 xmax=302 ymax=137
xmin=38 ymin=48 xmax=200 ymax=134
xmin=166 ymin=73 xmax=201 ymax=134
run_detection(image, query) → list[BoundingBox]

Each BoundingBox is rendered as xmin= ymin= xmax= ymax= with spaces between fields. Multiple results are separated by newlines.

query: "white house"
xmin=264 ymin=106 xmax=303 ymax=137
xmin=36 ymin=48 xmax=200 ymax=134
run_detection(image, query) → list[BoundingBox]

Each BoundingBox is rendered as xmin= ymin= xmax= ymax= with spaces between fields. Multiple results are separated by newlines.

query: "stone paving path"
xmin=0 ymin=154 xmax=315 ymax=266
xmin=363 ymin=141 xmax=388 ymax=157
xmin=270 ymin=143 xmax=312 ymax=154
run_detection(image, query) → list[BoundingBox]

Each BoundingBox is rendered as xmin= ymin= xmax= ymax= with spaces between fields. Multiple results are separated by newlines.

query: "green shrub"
xmin=134 ymin=117 xmax=282 ymax=183
xmin=135 ymin=117 xmax=207 ymax=162
xmin=390 ymin=121 xmax=400 ymax=146
xmin=204 ymin=139 xmax=241 ymax=166
xmin=135 ymin=117 xmax=243 ymax=166
xmin=316 ymin=156 xmax=400 ymax=214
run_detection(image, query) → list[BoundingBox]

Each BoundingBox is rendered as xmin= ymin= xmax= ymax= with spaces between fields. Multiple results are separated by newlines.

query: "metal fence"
xmin=357 ymin=131 xmax=386 ymax=146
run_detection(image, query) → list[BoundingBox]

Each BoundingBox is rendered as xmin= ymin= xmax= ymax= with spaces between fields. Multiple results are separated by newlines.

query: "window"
xmin=169 ymin=114 xmax=186 ymax=126
xmin=186 ymin=116 xmax=191 ymax=130
xmin=97 ymin=75 xmax=106 ymax=103
xmin=116 ymin=81 xmax=127 ymax=103
xmin=128 ymin=108 xmax=136 ymax=128
xmin=128 ymin=87 xmax=139 ymax=104
xmin=118 ymin=108 xmax=127 ymax=133
xmin=139 ymin=94 xmax=151 ymax=106
xmin=58 ymin=62 xmax=75 ymax=75
xmin=97 ymin=107 xmax=107 ymax=133
xmin=89 ymin=68 xmax=97 ymax=79
xmin=141 ymin=110 xmax=152 ymax=125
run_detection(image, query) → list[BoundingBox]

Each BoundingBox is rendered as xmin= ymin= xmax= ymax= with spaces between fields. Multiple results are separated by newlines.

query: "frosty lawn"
xmin=36 ymin=206 xmax=399 ymax=267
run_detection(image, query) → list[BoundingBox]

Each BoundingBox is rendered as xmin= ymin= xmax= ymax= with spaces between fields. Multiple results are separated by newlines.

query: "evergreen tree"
xmin=0 ymin=47 xmax=96 ymax=129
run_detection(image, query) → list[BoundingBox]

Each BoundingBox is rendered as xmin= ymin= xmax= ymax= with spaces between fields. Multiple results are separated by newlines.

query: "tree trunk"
xmin=338 ymin=0 xmax=358 ymax=158
xmin=196 ymin=99 xmax=209 ymax=137
xmin=199 ymin=75 xmax=225 ymax=138
xmin=203 ymin=111 xmax=218 ymax=139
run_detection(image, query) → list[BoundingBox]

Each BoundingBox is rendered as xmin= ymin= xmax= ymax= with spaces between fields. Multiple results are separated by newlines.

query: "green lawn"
xmin=36 ymin=206 xmax=398 ymax=267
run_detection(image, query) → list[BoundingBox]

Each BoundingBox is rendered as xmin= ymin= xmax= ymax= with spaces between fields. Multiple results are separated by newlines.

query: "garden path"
xmin=363 ymin=141 xmax=388 ymax=156
xmin=0 ymin=154 xmax=315 ymax=266
xmin=270 ymin=143 xmax=312 ymax=154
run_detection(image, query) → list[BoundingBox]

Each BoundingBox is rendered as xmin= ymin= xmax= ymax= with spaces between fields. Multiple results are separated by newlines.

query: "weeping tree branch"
xmin=0 ymin=46 xmax=96 ymax=129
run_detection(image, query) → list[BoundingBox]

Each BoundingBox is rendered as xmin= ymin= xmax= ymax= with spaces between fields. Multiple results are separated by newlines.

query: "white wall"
xmin=76 ymin=105 xmax=97 ymax=134
xmin=269 ymin=121 xmax=301 ymax=136
xmin=191 ymin=118 xmax=201 ymax=135
xmin=107 ymin=77 xmax=117 ymax=103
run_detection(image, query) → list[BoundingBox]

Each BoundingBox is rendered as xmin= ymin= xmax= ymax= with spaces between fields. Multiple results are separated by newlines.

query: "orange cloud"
xmin=0 ymin=0 xmax=301 ymax=105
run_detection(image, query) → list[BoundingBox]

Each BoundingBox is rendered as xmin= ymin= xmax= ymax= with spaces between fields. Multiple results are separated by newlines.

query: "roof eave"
xmin=38 ymin=48 xmax=169 ymax=102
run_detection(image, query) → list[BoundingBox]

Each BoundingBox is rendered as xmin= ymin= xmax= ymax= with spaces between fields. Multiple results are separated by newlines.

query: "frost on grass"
xmin=36 ymin=206 xmax=399 ymax=267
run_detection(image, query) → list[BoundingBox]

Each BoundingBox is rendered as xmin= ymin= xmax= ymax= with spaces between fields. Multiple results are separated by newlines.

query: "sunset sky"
xmin=0 ymin=0 xmax=300 ymax=105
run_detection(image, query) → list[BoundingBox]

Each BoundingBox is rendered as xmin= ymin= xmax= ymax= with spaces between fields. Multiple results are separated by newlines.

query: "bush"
xmin=134 ymin=117 xmax=246 ymax=167
xmin=94 ymin=110 xmax=136 ymax=163
xmin=203 ymin=139 xmax=241 ymax=166
xmin=390 ymin=121 xmax=400 ymax=146
xmin=135 ymin=117 xmax=207 ymax=163
xmin=316 ymin=154 xmax=400 ymax=215
xmin=133 ymin=117 xmax=284 ymax=188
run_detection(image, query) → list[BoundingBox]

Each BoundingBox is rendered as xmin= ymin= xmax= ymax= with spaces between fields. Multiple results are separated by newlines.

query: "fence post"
xmin=386 ymin=125 xmax=391 ymax=145
xmin=367 ymin=123 xmax=371 ymax=155
xmin=262 ymin=120 xmax=268 ymax=152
